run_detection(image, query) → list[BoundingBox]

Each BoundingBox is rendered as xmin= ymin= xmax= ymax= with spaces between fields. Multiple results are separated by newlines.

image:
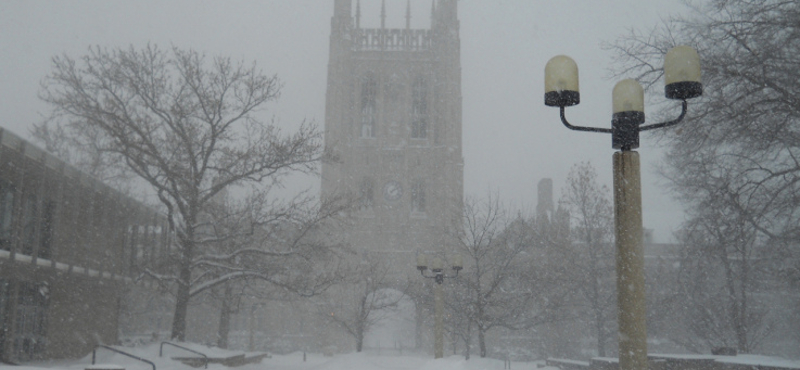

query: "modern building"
xmin=0 ymin=127 xmax=167 ymax=362
xmin=320 ymin=0 xmax=464 ymax=264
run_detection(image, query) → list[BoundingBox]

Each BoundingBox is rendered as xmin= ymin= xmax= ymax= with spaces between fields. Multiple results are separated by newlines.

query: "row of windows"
xmin=0 ymin=133 xmax=167 ymax=274
xmin=358 ymin=178 xmax=426 ymax=213
xmin=1 ymin=175 xmax=165 ymax=271
xmin=360 ymin=74 xmax=430 ymax=140
xmin=0 ymin=181 xmax=54 ymax=260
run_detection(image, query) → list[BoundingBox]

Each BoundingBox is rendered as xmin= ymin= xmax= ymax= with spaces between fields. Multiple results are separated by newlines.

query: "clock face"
xmin=383 ymin=181 xmax=403 ymax=201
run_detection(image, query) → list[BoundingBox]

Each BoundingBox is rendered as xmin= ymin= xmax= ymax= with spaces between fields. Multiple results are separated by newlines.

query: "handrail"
xmin=92 ymin=344 xmax=156 ymax=370
xmin=159 ymin=341 xmax=208 ymax=369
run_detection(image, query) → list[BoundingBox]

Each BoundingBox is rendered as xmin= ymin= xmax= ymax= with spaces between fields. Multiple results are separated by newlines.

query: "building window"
xmin=360 ymin=74 xmax=377 ymax=138
xmin=411 ymin=76 xmax=428 ymax=139
xmin=411 ymin=180 xmax=426 ymax=213
xmin=21 ymin=194 xmax=38 ymax=256
xmin=0 ymin=181 xmax=14 ymax=251
xmin=37 ymin=201 xmax=55 ymax=260
xmin=359 ymin=177 xmax=374 ymax=210
xmin=129 ymin=225 xmax=141 ymax=268
xmin=13 ymin=282 xmax=48 ymax=361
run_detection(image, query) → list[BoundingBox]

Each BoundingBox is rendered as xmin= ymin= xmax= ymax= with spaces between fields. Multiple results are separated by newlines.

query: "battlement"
xmin=353 ymin=28 xmax=432 ymax=52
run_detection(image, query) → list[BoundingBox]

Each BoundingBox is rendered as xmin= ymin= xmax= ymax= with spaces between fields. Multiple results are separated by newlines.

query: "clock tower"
xmin=321 ymin=0 xmax=463 ymax=265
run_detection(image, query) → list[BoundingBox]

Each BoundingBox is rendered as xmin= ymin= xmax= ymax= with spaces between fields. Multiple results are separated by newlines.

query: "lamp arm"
xmin=640 ymin=100 xmax=687 ymax=131
xmin=560 ymin=106 xmax=613 ymax=134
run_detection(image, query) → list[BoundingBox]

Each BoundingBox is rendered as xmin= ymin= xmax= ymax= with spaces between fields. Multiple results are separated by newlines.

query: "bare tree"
xmin=453 ymin=194 xmax=546 ymax=358
xmin=317 ymin=255 xmax=405 ymax=352
xmin=558 ymin=162 xmax=616 ymax=357
xmin=670 ymin=190 xmax=774 ymax=353
xmin=606 ymin=0 xmax=800 ymax=242
xmin=37 ymin=44 xmax=341 ymax=340
xmin=606 ymin=0 xmax=800 ymax=353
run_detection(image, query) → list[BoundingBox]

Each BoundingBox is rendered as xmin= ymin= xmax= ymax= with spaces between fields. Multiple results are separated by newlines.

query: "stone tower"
xmin=321 ymin=0 xmax=463 ymax=264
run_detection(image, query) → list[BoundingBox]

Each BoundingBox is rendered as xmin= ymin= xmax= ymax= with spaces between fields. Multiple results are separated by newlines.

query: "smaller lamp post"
xmin=417 ymin=253 xmax=463 ymax=359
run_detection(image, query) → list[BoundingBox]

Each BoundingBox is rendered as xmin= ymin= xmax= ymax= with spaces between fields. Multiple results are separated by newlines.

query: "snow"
xmin=7 ymin=343 xmax=557 ymax=370
xmin=715 ymin=355 xmax=800 ymax=369
xmin=547 ymin=358 xmax=590 ymax=366
xmin=648 ymin=354 xmax=716 ymax=360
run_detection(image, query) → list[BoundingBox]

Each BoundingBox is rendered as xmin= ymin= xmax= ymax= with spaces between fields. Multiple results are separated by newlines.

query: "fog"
xmin=3 ymin=0 xmax=800 ymax=365
xmin=0 ymin=0 xmax=688 ymax=242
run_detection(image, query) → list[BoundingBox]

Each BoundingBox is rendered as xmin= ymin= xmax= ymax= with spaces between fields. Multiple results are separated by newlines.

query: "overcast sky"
xmin=0 ymin=0 xmax=691 ymax=243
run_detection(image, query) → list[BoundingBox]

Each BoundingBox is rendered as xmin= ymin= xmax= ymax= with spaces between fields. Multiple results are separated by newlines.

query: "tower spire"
xmin=333 ymin=0 xmax=351 ymax=20
xmin=431 ymin=0 xmax=436 ymax=28
xmin=381 ymin=0 xmax=386 ymax=29
xmin=406 ymin=0 xmax=411 ymax=29
xmin=356 ymin=0 xmax=361 ymax=29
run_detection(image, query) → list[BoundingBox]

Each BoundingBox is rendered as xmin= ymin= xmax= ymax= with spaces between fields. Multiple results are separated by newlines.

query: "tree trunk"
xmin=171 ymin=236 xmax=194 ymax=341
xmin=217 ymin=284 xmax=233 ymax=349
xmin=596 ymin=318 xmax=606 ymax=357
xmin=595 ymin=305 xmax=606 ymax=357
xmin=464 ymin=322 xmax=472 ymax=360
xmin=452 ymin=331 xmax=457 ymax=355
xmin=478 ymin=327 xmax=487 ymax=358
xmin=356 ymin=331 xmax=364 ymax=352
xmin=171 ymin=266 xmax=192 ymax=341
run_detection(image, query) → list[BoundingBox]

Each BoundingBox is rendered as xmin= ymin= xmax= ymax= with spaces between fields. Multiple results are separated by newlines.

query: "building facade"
xmin=321 ymin=0 xmax=464 ymax=264
xmin=0 ymin=127 xmax=168 ymax=362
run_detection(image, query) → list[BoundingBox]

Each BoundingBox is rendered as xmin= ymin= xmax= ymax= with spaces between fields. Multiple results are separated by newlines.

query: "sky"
xmin=0 ymin=0 xmax=691 ymax=243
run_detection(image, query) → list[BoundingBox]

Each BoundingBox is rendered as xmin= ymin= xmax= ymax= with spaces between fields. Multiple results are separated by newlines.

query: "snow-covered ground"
xmin=10 ymin=343 xmax=800 ymax=370
xmin=7 ymin=343 xmax=555 ymax=370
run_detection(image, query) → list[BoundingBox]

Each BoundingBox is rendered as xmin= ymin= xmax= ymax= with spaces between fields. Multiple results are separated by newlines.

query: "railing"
xmin=159 ymin=342 xmax=208 ymax=369
xmin=92 ymin=345 xmax=156 ymax=370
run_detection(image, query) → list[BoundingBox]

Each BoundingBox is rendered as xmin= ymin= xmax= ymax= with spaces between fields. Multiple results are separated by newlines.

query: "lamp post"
xmin=416 ymin=253 xmax=463 ymax=359
xmin=544 ymin=46 xmax=702 ymax=370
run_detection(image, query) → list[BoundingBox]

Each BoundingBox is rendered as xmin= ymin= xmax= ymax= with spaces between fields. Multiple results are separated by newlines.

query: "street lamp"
xmin=417 ymin=253 xmax=463 ymax=359
xmin=544 ymin=46 xmax=702 ymax=370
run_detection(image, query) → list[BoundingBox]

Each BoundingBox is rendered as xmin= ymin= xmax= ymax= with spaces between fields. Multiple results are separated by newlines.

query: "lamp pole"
xmin=417 ymin=253 xmax=463 ymax=359
xmin=544 ymin=46 xmax=702 ymax=370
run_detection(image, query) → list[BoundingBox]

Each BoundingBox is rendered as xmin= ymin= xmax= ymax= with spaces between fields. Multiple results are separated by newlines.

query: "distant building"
xmin=536 ymin=178 xmax=554 ymax=220
xmin=0 ymin=128 xmax=167 ymax=362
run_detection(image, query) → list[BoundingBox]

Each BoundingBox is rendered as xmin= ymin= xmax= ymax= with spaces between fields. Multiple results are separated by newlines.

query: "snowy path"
xmin=6 ymin=344 xmax=552 ymax=370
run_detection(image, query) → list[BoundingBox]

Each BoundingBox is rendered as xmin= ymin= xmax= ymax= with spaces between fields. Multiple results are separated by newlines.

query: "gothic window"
xmin=411 ymin=75 xmax=428 ymax=139
xmin=360 ymin=74 xmax=377 ymax=138
xmin=359 ymin=177 xmax=374 ymax=210
xmin=0 ymin=180 xmax=14 ymax=251
xmin=411 ymin=180 xmax=426 ymax=213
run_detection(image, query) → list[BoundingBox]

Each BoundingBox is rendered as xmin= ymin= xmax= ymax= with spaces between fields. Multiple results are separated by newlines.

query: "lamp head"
xmin=612 ymin=79 xmax=645 ymax=116
xmin=416 ymin=254 xmax=427 ymax=271
xmin=452 ymin=254 xmax=463 ymax=271
xmin=544 ymin=55 xmax=580 ymax=107
xmin=612 ymin=79 xmax=645 ymax=150
xmin=431 ymin=258 xmax=443 ymax=272
xmin=664 ymin=45 xmax=702 ymax=100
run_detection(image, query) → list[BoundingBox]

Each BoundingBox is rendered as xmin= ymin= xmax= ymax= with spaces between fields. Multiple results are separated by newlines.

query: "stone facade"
xmin=321 ymin=0 xmax=464 ymax=268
